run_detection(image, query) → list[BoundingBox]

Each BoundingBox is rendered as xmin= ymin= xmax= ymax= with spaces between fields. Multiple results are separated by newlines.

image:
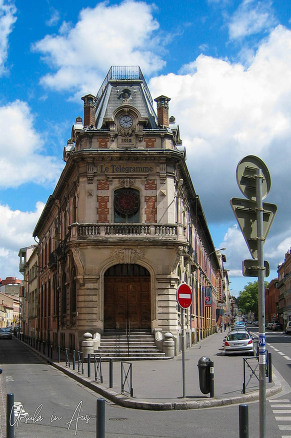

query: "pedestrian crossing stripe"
xmin=270 ymin=399 xmax=291 ymax=436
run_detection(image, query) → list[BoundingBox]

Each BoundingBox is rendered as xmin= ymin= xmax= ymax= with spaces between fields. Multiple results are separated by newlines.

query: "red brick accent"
xmin=81 ymin=94 xmax=95 ymax=126
xmin=98 ymin=138 xmax=110 ymax=149
xmin=145 ymin=196 xmax=157 ymax=222
xmin=97 ymin=180 xmax=109 ymax=190
xmin=145 ymin=138 xmax=156 ymax=148
xmin=145 ymin=179 xmax=157 ymax=190
xmin=97 ymin=196 xmax=109 ymax=222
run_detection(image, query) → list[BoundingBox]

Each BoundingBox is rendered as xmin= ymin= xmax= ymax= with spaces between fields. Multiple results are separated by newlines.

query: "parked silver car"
xmin=224 ymin=330 xmax=254 ymax=355
xmin=285 ymin=321 xmax=291 ymax=334
xmin=0 ymin=327 xmax=13 ymax=339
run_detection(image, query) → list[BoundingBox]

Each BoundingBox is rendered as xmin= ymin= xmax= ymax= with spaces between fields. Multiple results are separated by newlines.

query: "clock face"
xmin=120 ymin=115 xmax=133 ymax=128
xmin=114 ymin=189 xmax=139 ymax=216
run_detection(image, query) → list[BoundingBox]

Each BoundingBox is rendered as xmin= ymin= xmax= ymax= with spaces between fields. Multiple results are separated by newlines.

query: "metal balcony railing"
xmin=96 ymin=66 xmax=153 ymax=106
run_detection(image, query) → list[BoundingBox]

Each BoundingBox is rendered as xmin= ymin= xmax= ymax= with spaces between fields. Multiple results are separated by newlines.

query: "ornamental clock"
xmin=119 ymin=115 xmax=133 ymax=128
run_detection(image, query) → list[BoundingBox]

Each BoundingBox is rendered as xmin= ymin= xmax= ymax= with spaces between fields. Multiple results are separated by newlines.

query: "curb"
xmin=50 ymin=360 xmax=282 ymax=411
xmin=16 ymin=338 xmax=283 ymax=411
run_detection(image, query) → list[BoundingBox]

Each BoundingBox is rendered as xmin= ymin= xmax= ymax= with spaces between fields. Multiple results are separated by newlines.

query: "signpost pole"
xmin=181 ymin=308 xmax=186 ymax=398
xmin=177 ymin=283 xmax=192 ymax=399
xmin=257 ymin=168 xmax=266 ymax=438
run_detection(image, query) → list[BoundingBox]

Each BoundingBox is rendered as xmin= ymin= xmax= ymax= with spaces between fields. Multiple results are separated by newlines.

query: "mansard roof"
xmin=94 ymin=66 xmax=158 ymax=129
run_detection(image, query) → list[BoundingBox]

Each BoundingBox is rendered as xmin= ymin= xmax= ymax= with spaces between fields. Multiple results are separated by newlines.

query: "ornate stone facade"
xmin=28 ymin=66 xmax=228 ymax=353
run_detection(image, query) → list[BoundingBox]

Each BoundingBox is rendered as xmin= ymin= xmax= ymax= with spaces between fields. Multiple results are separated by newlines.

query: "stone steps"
xmin=94 ymin=329 xmax=168 ymax=360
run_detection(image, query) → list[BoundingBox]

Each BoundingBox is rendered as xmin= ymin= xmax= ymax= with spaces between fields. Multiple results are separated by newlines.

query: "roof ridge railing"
xmin=95 ymin=66 xmax=153 ymax=106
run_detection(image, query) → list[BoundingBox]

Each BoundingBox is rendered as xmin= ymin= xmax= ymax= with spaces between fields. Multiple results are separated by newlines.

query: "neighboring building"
xmin=265 ymin=278 xmax=279 ymax=324
xmin=277 ymin=249 xmax=291 ymax=329
xmin=0 ymin=277 xmax=22 ymax=298
xmin=19 ymin=245 xmax=38 ymax=335
xmin=0 ymin=291 xmax=20 ymax=328
xmin=26 ymin=66 xmax=227 ymax=354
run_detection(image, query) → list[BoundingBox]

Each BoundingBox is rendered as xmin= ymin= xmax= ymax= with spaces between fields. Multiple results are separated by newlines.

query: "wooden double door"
xmin=104 ymin=265 xmax=151 ymax=330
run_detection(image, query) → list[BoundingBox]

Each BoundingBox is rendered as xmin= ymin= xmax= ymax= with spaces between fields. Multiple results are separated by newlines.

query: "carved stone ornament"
xmin=119 ymin=178 xmax=134 ymax=188
xmin=113 ymin=248 xmax=144 ymax=264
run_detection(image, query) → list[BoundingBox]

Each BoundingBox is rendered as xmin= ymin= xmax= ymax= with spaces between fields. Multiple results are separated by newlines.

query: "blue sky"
xmin=1 ymin=0 xmax=291 ymax=297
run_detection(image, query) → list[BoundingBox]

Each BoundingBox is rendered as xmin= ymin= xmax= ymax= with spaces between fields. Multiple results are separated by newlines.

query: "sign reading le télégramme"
xmin=97 ymin=162 xmax=155 ymax=175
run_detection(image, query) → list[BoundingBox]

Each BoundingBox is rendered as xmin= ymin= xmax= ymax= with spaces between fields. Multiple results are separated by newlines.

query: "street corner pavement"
xmin=48 ymin=330 xmax=282 ymax=410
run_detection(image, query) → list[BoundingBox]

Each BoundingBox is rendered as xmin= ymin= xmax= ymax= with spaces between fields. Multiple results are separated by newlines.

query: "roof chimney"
xmin=81 ymin=94 xmax=96 ymax=127
xmin=154 ymin=95 xmax=171 ymax=127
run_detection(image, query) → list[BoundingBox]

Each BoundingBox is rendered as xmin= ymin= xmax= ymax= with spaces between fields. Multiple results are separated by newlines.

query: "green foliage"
xmin=237 ymin=281 xmax=268 ymax=318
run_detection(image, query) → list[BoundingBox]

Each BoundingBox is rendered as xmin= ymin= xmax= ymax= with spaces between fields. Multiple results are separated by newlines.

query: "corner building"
xmin=33 ymin=66 xmax=227 ymax=354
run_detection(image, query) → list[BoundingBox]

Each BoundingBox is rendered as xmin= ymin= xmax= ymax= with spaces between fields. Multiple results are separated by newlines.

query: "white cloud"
xmin=149 ymin=25 xmax=291 ymax=280
xmin=0 ymin=202 xmax=44 ymax=278
xmin=0 ymin=0 xmax=17 ymax=75
xmin=45 ymin=8 xmax=60 ymax=27
xmin=228 ymin=0 xmax=276 ymax=40
xmin=0 ymin=100 xmax=64 ymax=188
xmin=32 ymin=1 xmax=165 ymax=99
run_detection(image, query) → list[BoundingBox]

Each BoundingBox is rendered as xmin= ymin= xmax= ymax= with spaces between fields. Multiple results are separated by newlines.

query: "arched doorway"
xmin=104 ymin=264 xmax=151 ymax=330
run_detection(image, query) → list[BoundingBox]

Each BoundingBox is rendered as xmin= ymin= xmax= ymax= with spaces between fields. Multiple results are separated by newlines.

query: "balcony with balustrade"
xmin=69 ymin=222 xmax=187 ymax=245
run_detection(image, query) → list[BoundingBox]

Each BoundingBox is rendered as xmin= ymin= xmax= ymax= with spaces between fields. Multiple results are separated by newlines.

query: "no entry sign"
xmin=177 ymin=283 xmax=192 ymax=309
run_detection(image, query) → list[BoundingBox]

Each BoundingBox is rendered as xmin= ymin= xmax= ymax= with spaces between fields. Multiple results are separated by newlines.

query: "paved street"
xmin=0 ymin=330 xmax=289 ymax=437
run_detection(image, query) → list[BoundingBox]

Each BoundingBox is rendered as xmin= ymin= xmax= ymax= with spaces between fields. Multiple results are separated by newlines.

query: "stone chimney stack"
xmin=81 ymin=94 xmax=96 ymax=127
xmin=154 ymin=95 xmax=171 ymax=127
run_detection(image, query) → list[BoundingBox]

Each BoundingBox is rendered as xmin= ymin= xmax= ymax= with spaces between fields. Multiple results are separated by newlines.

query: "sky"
xmin=0 ymin=0 xmax=291 ymax=297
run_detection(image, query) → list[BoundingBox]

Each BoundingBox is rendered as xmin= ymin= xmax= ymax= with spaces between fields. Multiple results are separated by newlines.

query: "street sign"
xmin=204 ymin=286 xmax=212 ymax=307
xmin=177 ymin=283 xmax=192 ymax=309
xmin=242 ymin=259 xmax=270 ymax=277
xmin=230 ymin=197 xmax=277 ymax=259
xmin=236 ymin=155 xmax=271 ymax=201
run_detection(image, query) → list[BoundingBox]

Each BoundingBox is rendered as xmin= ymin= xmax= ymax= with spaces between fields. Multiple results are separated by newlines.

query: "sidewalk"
xmin=47 ymin=331 xmax=282 ymax=410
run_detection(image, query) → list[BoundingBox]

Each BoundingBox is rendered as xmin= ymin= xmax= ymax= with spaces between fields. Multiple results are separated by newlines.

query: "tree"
xmin=237 ymin=281 xmax=268 ymax=318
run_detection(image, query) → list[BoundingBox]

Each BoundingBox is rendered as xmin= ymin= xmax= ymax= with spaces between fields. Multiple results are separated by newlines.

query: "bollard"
xmin=96 ymin=398 xmax=105 ymax=438
xmin=7 ymin=393 xmax=14 ymax=438
xmin=268 ymin=352 xmax=272 ymax=383
xmin=239 ymin=404 xmax=249 ymax=438
xmin=88 ymin=354 xmax=91 ymax=378
xmin=209 ymin=360 xmax=215 ymax=398
xmin=109 ymin=359 xmax=113 ymax=388
xmin=73 ymin=350 xmax=76 ymax=370
xmin=58 ymin=346 xmax=61 ymax=363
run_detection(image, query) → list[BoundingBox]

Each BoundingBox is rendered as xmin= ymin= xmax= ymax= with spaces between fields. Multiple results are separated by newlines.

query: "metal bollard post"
xmin=268 ymin=352 xmax=272 ymax=383
xmin=109 ymin=359 xmax=113 ymax=388
xmin=73 ymin=350 xmax=76 ymax=370
xmin=7 ymin=393 xmax=14 ymax=438
xmin=209 ymin=360 xmax=214 ymax=398
xmin=88 ymin=354 xmax=91 ymax=378
xmin=96 ymin=398 xmax=105 ymax=438
xmin=239 ymin=404 xmax=249 ymax=438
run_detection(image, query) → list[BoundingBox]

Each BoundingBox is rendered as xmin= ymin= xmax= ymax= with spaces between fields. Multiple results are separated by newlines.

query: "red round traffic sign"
xmin=177 ymin=283 xmax=192 ymax=309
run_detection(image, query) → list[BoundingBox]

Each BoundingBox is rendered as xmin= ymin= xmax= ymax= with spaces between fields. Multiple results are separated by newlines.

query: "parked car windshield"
xmin=227 ymin=332 xmax=250 ymax=341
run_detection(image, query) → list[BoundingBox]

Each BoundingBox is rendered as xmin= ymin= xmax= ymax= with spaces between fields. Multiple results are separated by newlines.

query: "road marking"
xmin=279 ymin=426 xmax=291 ymax=430
xmin=5 ymin=376 xmax=14 ymax=382
xmin=284 ymin=356 xmax=291 ymax=360
xmin=270 ymin=400 xmax=291 ymax=403
xmin=275 ymin=417 xmax=291 ymax=421
xmin=273 ymin=410 xmax=291 ymax=414
xmin=270 ymin=404 xmax=291 ymax=408
xmin=278 ymin=352 xmax=285 ymax=356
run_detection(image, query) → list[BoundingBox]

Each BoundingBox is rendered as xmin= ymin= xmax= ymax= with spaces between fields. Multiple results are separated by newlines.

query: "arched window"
xmin=114 ymin=188 xmax=140 ymax=223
